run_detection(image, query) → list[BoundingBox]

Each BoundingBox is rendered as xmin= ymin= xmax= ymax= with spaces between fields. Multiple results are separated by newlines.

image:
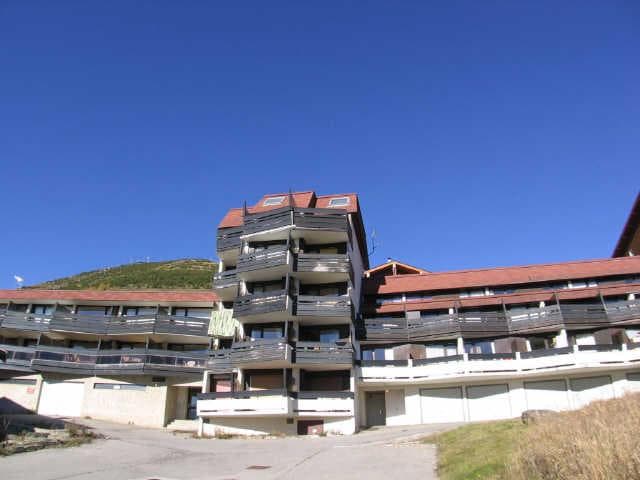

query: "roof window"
xmin=263 ymin=196 xmax=285 ymax=206
xmin=328 ymin=197 xmax=350 ymax=207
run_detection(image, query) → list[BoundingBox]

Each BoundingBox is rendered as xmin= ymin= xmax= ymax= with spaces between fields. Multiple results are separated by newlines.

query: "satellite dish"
xmin=13 ymin=275 xmax=24 ymax=288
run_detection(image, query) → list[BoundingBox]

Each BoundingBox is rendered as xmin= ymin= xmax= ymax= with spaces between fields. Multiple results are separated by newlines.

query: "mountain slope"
xmin=30 ymin=259 xmax=217 ymax=290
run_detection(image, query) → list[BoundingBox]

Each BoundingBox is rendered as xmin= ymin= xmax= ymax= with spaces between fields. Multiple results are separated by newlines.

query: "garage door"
xmin=570 ymin=376 xmax=613 ymax=408
xmin=38 ymin=381 xmax=85 ymax=417
xmin=625 ymin=372 xmax=640 ymax=393
xmin=420 ymin=387 xmax=465 ymax=423
xmin=467 ymin=384 xmax=511 ymax=421
xmin=524 ymin=379 xmax=569 ymax=411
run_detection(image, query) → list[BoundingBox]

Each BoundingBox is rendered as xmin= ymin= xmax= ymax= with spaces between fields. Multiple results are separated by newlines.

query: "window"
xmin=328 ymin=197 xmax=350 ymax=207
xmin=94 ymin=383 xmax=146 ymax=391
xmin=319 ymin=329 xmax=340 ymax=343
xmin=263 ymin=196 xmax=285 ymax=206
xmin=0 ymin=378 xmax=37 ymax=385
xmin=123 ymin=306 xmax=156 ymax=316
xmin=362 ymin=348 xmax=386 ymax=361
xmin=250 ymin=325 xmax=283 ymax=339
xmin=464 ymin=341 xmax=493 ymax=355
xmin=77 ymin=306 xmax=112 ymax=316
xmin=172 ymin=307 xmax=212 ymax=318
xmin=31 ymin=304 xmax=54 ymax=315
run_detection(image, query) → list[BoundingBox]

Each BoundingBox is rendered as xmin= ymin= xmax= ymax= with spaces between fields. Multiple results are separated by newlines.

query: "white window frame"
xmin=263 ymin=196 xmax=285 ymax=206
xmin=328 ymin=197 xmax=350 ymax=207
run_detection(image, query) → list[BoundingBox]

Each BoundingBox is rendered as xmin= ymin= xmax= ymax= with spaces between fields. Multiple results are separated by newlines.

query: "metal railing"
xmin=233 ymin=290 xmax=289 ymax=317
xmin=295 ymin=341 xmax=353 ymax=364
xmin=295 ymin=295 xmax=351 ymax=317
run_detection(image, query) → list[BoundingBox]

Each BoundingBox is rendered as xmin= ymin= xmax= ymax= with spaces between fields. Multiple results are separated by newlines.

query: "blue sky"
xmin=0 ymin=1 xmax=638 ymax=288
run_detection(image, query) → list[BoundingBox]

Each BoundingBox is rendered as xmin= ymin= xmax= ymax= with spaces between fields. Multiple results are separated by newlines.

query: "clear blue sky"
xmin=0 ymin=1 xmax=638 ymax=288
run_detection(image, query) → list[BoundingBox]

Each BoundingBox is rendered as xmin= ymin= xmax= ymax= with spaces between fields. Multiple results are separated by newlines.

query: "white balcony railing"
xmin=294 ymin=392 xmax=354 ymax=416
xmin=359 ymin=345 xmax=640 ymax=384
xmin=197 ymin=389 xmax=292 ymax=417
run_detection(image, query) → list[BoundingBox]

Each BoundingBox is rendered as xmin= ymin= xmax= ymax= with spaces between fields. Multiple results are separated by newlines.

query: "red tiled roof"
xmin=218 ymin=191 xmax=360 ymax=228
xmin=0 ymin=289 xmax=218 ymax=304
xmin=366 ymin=256 xmax=640 ymax=295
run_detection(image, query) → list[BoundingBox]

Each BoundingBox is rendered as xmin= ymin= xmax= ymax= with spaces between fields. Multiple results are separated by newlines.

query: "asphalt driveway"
xmin=0 ymin=419 xmax=457 ymax=480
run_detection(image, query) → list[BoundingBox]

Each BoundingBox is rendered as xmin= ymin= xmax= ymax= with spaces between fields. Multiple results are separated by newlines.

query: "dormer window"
xmin=328 ymin=197 xmax=350 ymax=207
xmin=263 ymin=196 xmax=285 ymax=206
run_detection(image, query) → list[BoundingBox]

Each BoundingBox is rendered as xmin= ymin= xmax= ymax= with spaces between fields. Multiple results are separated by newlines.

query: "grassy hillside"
xmin=30 ymin=259 xmax=217 ymax=290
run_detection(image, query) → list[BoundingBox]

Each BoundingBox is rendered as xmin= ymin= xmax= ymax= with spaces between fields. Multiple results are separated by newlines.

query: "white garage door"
xmin=38 ymin=381 xmax=85 ymax=417
xmin=525 ymin=379 xmax=569 ymax=411
xmin=420 ymin=387 xmax=465 ymax=423
xmin=467 ymin=384 xmax=511 ymax=421
xmin=570 ymin=376 xmax=613 ymax=408
xmin=625 ymin=372 xmax=640 ymax=393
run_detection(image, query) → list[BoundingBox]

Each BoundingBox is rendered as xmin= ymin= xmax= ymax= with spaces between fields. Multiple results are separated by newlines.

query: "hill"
xmin=30 ymin=259 xmax=217 ymax=290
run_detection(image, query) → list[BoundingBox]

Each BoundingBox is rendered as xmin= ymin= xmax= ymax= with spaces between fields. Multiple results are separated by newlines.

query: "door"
xmin=467 ymin=384 xmax=511 ymax=421
xmin=570 ymin=376 xmax=614 ymax=408
xmin=186 ymin=387 xmax=200 ymax=420
xmin=365 ymin=391 xmax=386 ymax=426
xmin=525 ymin=379 xmax=569 ymax=411
xmin=38 ymin=381 xmax=85 ymax=417
xmin=420 ymin=387 xmax=465 ymax=423
xmin=297 ymin=419 xmax=324 ymax=435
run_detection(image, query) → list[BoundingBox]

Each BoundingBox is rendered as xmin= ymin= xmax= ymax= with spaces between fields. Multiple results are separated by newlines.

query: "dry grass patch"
xmin=509 ymin=393 xmax=640 ymax=480
xmin=424 ymin=393 xmax=640 ymax=480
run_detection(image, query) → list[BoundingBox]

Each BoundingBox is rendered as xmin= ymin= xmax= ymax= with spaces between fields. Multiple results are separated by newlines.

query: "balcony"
xmin=105 ymin=315 xmax=157 ymax=335
xmin=0 ymin=310 xmax=52 ymax=332
xmin=358 ymin=344 xmax=636 ymax=385
xmin=605 ymin=299 xmax=640 ymax=324
xmin=206 ymin=349 xmax=234 ymax=373
xmin=154 ymin=315 xmax=210 ymax=337
xmin=31 ymin=346 xmax=207 ymax=376
xmin=0 ymin=344 xmax=36 ymax=373
xmin=507 ymin=305 xmax=564 ymax=333
xmin=217 ymin=226 xmax=243 ymax=252
xmin=46 ymin=312 xmax=209 ymax=337
xmin=197 ymin=389 xmax=292 ymax=417
xmin=295 ymin=295 xmax=351 ymax=321
xmin=32 ymin=346 xmax=98 ymax=374
xmin=213 ymin=269 xmax=238 ymax=301
xmin=456 ymin=311 xmax=509 ymax=337
xmin=295 ymin=341 xmax=353 ymax=365
xmin=233 ymin=290 xmax=290 ymax=319
xmin=559 ymin=302 xmax=608 ymax=327
xmin=229 ymin=338 xmax=292 ymax=367
xmin=236 ymin=245 xmax=291 ymax=281
xmin=240 ymin=207 xmax=349 ymax=242
xmin=294 ymin=391 xmax=354 ymax=416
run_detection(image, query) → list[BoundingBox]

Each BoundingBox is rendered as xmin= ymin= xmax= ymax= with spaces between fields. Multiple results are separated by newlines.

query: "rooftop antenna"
xmin=288 ymin=189 xmax=295 ymax=210
xmin=13 ymin=275 xmax=24 ymax=289
xmin=368 ymin=228 xmax=379 ymax=258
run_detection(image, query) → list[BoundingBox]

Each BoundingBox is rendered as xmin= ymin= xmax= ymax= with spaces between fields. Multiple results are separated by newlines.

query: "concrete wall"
xmin=202 ymin=417 xmax=297 ymax=436
xmin=202 ymin=415 xmax=355 ymax=436
xmin=0 ymin=374 xmax=42 ymax=413
xmin=2 ymin=373 xmax=201 ymax=428
xmin=359 ymin=367 xmax=640 ymax=428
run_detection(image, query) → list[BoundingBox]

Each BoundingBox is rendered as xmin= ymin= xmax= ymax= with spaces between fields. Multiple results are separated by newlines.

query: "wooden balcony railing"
xmin=295 ymin=295 xmax=351 ymax=317
xmin=216 ymin=226 xmax=243 ymax=252
xmin=213 ymin=269 xmax=238 ymax=289
xmin=0 ymin=310 xmax=52 ymax=332
xmin=237 ymin=245 xmax=290 ymax=273
xmin=0 ymin=344 xmax=36 ymax=369
xmin=296 ymin=253 xmax=350 ymax=274
xmin=295 ymin=341 xmax=353 ymax=364
xmin=229 ymin=338 xmax=292 ymax=365
xmin=233 ymin=290 xmax=289 ymax=317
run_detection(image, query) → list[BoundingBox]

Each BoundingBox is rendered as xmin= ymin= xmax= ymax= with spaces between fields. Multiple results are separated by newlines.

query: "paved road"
xmin=0 ymin=420 xmax=458 ymax=480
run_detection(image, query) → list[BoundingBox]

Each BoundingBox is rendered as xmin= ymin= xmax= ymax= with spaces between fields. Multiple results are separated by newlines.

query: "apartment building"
xmin=198 ymin=192 xmax=368 ymax=435
xmin=0 ymin=289 xmax=216 ymax=428
xmin=359 ymin=256 xmax=640 ymax=426
xmin=1 ymin=190 xmax=639 ymax=435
